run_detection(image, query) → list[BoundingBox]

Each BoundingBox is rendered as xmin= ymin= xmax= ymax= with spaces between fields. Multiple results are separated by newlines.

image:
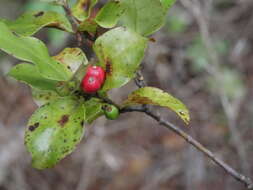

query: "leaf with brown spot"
xmin=72 ymin=0 xmax=98 ymax=22
xmin=0 ymin=11 xmax=73 ymax=36
xmin=28 ymin=122 xmax=40 ymax=132
xmin=32 ymin=88 xmax=60 ymax=107
xmin=25 ymin=97 xmax=86 ymax=169
xmin=94 ymin=27 xmax=148 ymax=91
xmin=58 ymin=115 xmax=69 ymax=127
xmin=123 ymin=87 xmax=190 ymax=125
xmin=34 ymin=11 xmax=44 ymax=17
xmin=84 ymin=98 xmax=104 ymax=124
xmin=53 ymin=48 xmax=88 ymax=79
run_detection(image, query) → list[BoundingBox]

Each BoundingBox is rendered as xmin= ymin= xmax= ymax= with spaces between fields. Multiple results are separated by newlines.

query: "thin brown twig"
xmin=61 ymin=1 xmax=253 ymax=187
xmin=62 ymin=1 xmax=83 ymax=46
xmin=120 ymin=71 xmax=253 ymax=189
xmin=122 ymin=106 xmax=253 ymax=189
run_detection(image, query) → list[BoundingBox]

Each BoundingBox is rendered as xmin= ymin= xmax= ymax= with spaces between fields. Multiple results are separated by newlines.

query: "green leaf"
xmin=160 ymin=0 xmax=177 ymax=10
xmin=25 ymin=97 xmax=85 ymax=169
xmin=94 ymin=27 xmax=148 ymax=91
xmin=72 ymin=0 xmax=88 ymax=21
xmin=38 ymin=0 xmax=66 ymax=5
xmin=53 ymin=48 xmax=88 ymax=77
xmin=0 ymin=22 xmax=70 ymax=81
xmin=0 ymin=11 xmax=73 ymax=36
xmin=120 ymin=0 xmax=176 ymax=36
xmin=24 ymin=1 xmax=65 ymax=13
xmin=78 ymin=19 xmax=98 ymax=33
xmin=123 ymin=87 xmax=190 ymax=124
xmin=95 ymin=0 xmax=126 ymax=28
xmin=72 ymin=0 xmax=98 ymax=21
xmin=8 ymin=63 xmax=58 ymax=91
xmin=32 ymin=88 xmax=60 ymax=106
xmin=84 ymin=98 xmax=104 ymax=124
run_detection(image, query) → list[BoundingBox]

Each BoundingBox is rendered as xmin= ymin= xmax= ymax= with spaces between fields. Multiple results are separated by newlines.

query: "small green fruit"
xmin=103 ymin=104 xmax=119 ymax=120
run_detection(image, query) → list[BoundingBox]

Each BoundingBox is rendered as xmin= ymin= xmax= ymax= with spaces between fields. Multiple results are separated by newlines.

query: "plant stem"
xmin=121 ymin=105 xmax=253 ymax=189
xmin=62 ymin=1 xmax=83 ymax=46
xmin=120 ymin=71 xmax=253 ymax=189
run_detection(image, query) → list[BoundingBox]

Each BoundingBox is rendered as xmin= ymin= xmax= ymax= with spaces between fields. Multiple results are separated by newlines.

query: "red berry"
xmin=81 ymin=75 xmax=101 ymax=93
xmin=86 ymin=65 xmax=105 ymax=83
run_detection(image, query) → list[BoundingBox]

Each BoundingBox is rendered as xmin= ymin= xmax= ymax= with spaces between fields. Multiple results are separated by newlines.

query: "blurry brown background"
xmin=0 ymin=0 xmax=253 ymax=189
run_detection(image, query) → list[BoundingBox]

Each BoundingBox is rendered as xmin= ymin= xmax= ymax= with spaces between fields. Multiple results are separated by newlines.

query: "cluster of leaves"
xmin=0 ymin=0 xmax=190 ymax=169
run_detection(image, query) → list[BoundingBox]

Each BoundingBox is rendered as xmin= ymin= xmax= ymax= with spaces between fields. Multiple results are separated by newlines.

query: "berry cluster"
xmin=81 ymin=65 xmax=119 ymax=120
xmin=81 ymin=65 xmax=105 ymax=93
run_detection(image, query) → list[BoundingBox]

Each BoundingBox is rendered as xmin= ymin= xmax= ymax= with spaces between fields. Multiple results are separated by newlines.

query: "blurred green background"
xmin=0 ymin=0 xmax=253 ymax=190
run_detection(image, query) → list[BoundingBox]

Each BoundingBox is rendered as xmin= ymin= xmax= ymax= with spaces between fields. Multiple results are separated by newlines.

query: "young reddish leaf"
xmin=123 ymin=87 xmax=190 ymax=124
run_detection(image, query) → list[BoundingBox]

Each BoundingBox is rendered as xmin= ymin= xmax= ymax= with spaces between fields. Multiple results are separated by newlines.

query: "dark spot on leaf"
xmin=40 ymin=104 xmax=46 ymax=108
xmin=34 ymin=11 xmax=44 ymax=17
xmin=67 ymin=66 xmax=71 ymax=70
xmin=57 ymin=81 xmax=64 ymax=87
xmin=12 ymin=32 xmax=19 ymax=37
xmin=58 ymin=115 xmax=69 ymax=127
xmin=81 ymin=0 xmax=90 ymax=12
xmin=62 ymin=149 xmax=69 ymax=154
xmin=106 ymin=59 xmax=113 ymax=75
xmin=128 ymin=95 xmax=155 ymax=105
xmin=28 ymin=122 xmax=40 ymax=132
xmin=149 ymin=37 xmax=156 ymax=43
xmin=80 ymin=120 xmax=84 ymax=127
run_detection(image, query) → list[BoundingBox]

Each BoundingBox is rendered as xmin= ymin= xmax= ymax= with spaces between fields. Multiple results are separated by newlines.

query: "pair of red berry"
xmin=81 ymin=65 xmax=105 ymax=93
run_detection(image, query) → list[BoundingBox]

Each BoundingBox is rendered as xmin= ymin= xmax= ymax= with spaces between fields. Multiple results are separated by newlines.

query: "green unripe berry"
xmin=103 ymin=104 xmax=119 ymax=120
